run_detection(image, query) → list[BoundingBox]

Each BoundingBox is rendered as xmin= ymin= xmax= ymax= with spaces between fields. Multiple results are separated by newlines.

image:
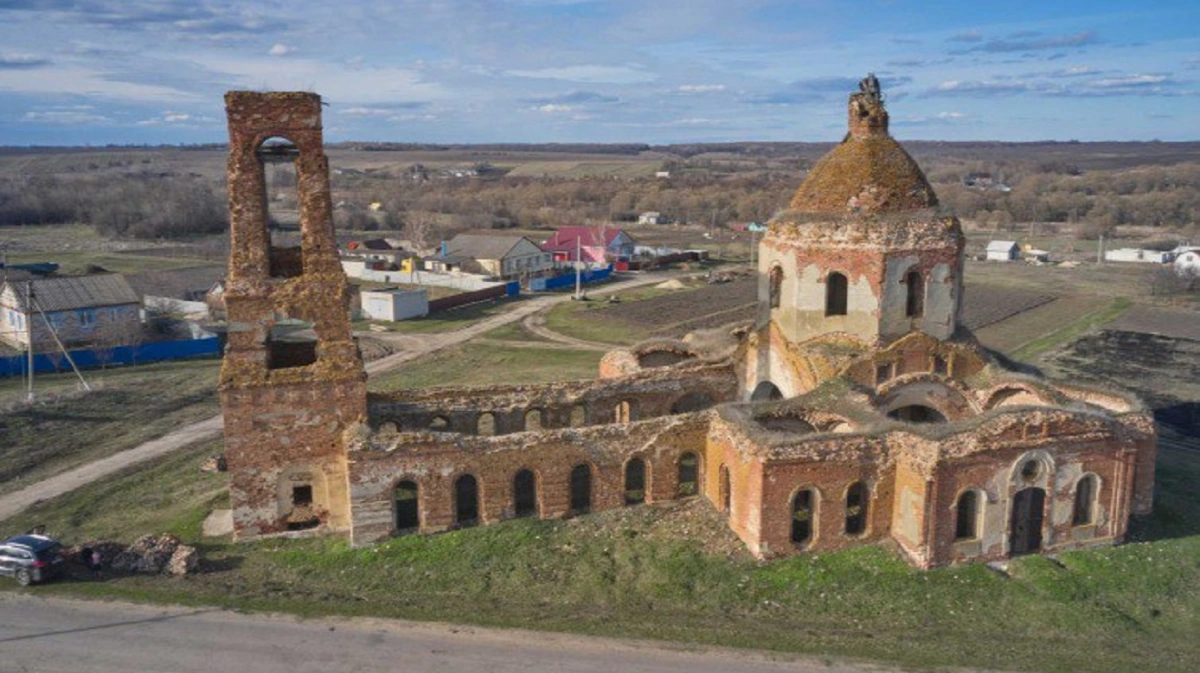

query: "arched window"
xmin=1072 ymin=474 xmax=1097 ymax=526
xmin=718 ymin=464 xmax=731 ymax=513
xmin=904 ymin=269 xmax=924 ymax=318
xmin=430 ymin=415 xmax=449 ymax=431
xmin=844 ymin=481 xmax=868 ymax=535
xmin=569 ymin=404 xmax=586 ymax=428
xmin=525 ymin=408 xmax=542 ymax=431
xmin=825 ymin=272 xmax=848 ymax=316
xmin=791 ymin=489 xmax=815 ymax=545
xmin=394 ymin=480 xmax=419 ymax=532
xmin=750 ymin=381 xmax=783 ymax=401
xmin=454 ymin=474 xmax=479 ymax=527
xmin=624 ymin=458 xmax=646 ymax=505
xmin=477 ymin=412 xmax=496 ymax=436
xmin=768 ymin=265 xmax=783 ymax=309
xmin=954 ymin=490 xmax=979 ymax=540
xmin=677 ymin=452 xmax=699 ymax=497
xmin=513 ymin=469 xmax=537 ymax=518
xmin=615 ymin=400 xmax=636 ymax=424
xmin=569 ymin=463 xmax=592 ymax=514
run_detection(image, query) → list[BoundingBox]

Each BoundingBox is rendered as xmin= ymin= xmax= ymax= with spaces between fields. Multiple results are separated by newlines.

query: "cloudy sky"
xmin=0 ymin=0 xmax=1197 ymax=145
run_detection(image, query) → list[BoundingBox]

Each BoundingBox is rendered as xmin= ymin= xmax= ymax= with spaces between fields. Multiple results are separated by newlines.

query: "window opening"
xmin=844 ymin=481 xmax=868 ymax=535
xmin=768 ymin=265 xmax=783 ymax=309
xmin=887 ymin=405 xmax=947 ymax=424
xmin=569 ymin=464 xmax=592 ymax=514
xmin=624 ymin=458 xmax=646 ymax=505
xmin=394 ymin=480 xmax=419 ymax=531
xmin=792 ymin=489 xmax=814 ymax=545
xmin=825 ymin=272 xmax=848 ymax=316
xmin=569 ymin=404 xmax=586 ymax=427
xmin=525 ymin=408 xmax=542 ymax=431
xmin=750 ymin=381 xmax=783 ymax=402
xmin=477 ymin=412 xmax=496 ymax=436
xmin=454 ymin=475 xmax=480 ymax=527
xmin=677 ymin=452 xmax=699 ymax=497
xmin=1072 ymin=475 xmax=1096 ymax=526
xmin=292 ymin=484 xmax=313 ymax=506
xmin=904 ymin=269 xmax=924 ymax=318
xmin=718 ymin=464 xmax=731 ymax=513
xmin=513 ymin=469 xmax=537 ymax=518
xmin=955 ymin=490 xmax=979 ymax=540
xmin=430 ymin=416 xmax=449 ymax=431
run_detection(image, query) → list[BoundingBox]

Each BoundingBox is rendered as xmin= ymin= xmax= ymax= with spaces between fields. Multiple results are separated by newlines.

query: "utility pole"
xmin=574 ymin=235 xmax=583 ymax=300
xmin=1097 ymin=234 xmax=1105 ymax=264
xmin=25 ymin=281 xmax=34 ymax=402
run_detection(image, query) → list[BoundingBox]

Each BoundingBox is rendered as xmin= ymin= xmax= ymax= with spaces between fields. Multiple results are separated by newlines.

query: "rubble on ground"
xmin=73 ymin=534 xmax=200 ymax=576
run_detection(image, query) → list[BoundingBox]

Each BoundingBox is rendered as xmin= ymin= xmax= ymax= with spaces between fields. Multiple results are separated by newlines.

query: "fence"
xmin=341 ymin=261 xmax=506 ymax=291
xmin=0 ymin=337 xmax=221 ymax=378
xmin=529 ymin=265 xmax=614 ymax=292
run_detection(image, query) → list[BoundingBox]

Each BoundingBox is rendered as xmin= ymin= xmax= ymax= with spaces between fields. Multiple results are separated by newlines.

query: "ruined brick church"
xmin=219 ymin=82 xmax=1155 ymax=568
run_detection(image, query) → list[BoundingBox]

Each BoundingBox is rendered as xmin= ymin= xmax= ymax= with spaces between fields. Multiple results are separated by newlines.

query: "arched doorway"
xmin=454 ymin=474 xmax=480 ymax=527
xmin=825 ymin=272 xmax=848 ymax=316
xmin=792 ymin=489 xmax=814 ymax=545
xmin=513 ymin=469 xmax=537 ymax=518
xmin=393 ymin=480 xmax=419 ymax=532
xmin=1009 ymin=487 xmax=1045 ymax=555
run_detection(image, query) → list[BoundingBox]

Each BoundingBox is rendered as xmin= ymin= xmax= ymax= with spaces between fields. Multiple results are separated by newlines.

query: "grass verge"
xmin=2 ymin=442 xmax=1197 ymax=673
xmin=0 ymin=359 xmax=221 ymax=495
xmin=1012 ymin=296 xmax=1132 ymax=361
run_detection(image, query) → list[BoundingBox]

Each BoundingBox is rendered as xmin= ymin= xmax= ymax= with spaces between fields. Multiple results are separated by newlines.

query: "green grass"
xmin=1012 ymin=296 xmax=1133 ymax=361
xmin=0 ymin=359 xmax=221 ymax=495
xmin=7 ymin=250 xmax=214 ymax=275
xmin=3 ymin=441 xmax=1198 ymax=673
xmin=370 ymin=341 xmax=603 ymax=391
xmin=543 ymin=299 xmax=643 ymax=345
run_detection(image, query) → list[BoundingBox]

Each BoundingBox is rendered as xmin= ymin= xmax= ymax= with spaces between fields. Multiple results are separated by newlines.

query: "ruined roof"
xmin=2 ymin=273 xmax=140 ymax=313
xmin=787 ymin=84 xmax=937 ymax=216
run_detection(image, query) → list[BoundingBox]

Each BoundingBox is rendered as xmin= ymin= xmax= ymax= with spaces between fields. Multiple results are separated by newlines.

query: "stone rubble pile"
xmin=105 ymin=534 xmax=199 ymax=576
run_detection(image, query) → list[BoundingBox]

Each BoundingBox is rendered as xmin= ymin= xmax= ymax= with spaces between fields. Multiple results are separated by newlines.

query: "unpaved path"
xmin=521 ymin=313 xmax=614 ymax=351
xmin=0 ymin=594 xmax=890 ymax=673
xmin=0 ymin=273 xmax=679 ymax=522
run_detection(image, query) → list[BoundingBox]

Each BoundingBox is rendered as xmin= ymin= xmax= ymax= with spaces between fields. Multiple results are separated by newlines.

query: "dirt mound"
xmin=655 ymin=279 xmax=686 ymax=290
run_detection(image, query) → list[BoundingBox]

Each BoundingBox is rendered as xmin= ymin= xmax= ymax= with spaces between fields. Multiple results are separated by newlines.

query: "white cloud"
xmin=23 ymin=110 xmax=110 ymax=124
xmin=677 ymin=84 xmax=725 ymax=93
xmin=268 ymin=44 xmax=295 ymax=57
xmin=506 ymin=64 xmax=655 ymax=84
xmin=536 ymin=104 xmax=574 ymax=113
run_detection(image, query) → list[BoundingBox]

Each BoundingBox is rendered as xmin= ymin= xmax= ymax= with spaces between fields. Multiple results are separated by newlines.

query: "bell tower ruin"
xmin=219 ymin=92 xmax=366 ymax=539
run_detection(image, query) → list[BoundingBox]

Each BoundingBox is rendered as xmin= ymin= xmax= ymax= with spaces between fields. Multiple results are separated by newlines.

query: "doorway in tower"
xmin=1009 ymin=487 xmax=1046 ymax=555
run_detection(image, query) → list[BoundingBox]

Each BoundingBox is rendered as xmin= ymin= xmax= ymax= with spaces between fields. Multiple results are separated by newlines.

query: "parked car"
xmin=0 ymin=534 xmax=65 ymax=586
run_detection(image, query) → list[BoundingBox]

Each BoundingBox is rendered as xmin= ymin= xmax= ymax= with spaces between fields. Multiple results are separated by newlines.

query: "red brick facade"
xmin=220 ymin=83 xmax=1155 ymax=568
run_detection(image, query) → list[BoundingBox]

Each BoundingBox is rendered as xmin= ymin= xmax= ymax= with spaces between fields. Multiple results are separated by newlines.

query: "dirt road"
xmin=0 ymin=273 xmax=681 ymax=522
xmin=0 ymin=594 xmax=886 ymax=673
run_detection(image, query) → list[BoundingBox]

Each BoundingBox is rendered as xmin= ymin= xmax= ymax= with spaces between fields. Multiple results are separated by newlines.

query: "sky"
xmin=0 ymin=0 xmax=1197 ymax=145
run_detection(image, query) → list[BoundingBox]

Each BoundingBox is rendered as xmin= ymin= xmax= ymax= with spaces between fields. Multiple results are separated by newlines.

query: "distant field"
xmin=505 ymin=160 xmax=659 ymax=179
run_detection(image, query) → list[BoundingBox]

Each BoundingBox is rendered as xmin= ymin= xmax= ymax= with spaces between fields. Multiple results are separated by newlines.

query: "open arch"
xmin=954 ymin=490 xmax=980 ymax=540
xmin=257 ymin=136 xmax=303 ymax=279
xmin=844 ymin=481 xmax=868 ymax=535
xmin=768 ymin=264 xmax=783 ymax=309
xmin=1072 ymin=474 xmax=1098 ymax=526
xmin=624 ymin=458 xmax=647 ymax=505
xmin=904 ymin=269 xmax=924 ymax=318
xmin=569 ymin=404 xmax=587 ymax=428
xmin=513 ymin=469 xmax=537 ymax=518
xmin=430 ymin=415 xmax=449 ymax=431
xmin=477 ymin=412 xmax=496 ymax=436
xmin=825 ymin=272 xmax=848 ymax=316
xmin=569 ymin=463 xmax=592 ymax=514
xmin=750 ymin=380 xmax=784 ymax=402
xmin=984 ymin=386 xmax=1045 ymax=410
xmin=615 ymin=400 xmax=637 ymax=424
xmin=791 ymin=488 xmax=815 ymax=546
xmin=454 ymin=474 xmax=480 ymax=527
xmin=524 ymin=408 xmax=542 ymax=431
xmin=677 ymin=452 xmax=699 ymax=497
xmin=394 ymin=480 xmax=419 ymax=532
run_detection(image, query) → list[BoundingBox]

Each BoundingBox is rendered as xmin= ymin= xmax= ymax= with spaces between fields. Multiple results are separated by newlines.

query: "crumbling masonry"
xmin=220 ymin=85 xmax=1155 ymax=568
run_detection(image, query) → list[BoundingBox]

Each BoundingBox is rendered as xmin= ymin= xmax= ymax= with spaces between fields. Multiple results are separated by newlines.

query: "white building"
xmin=1105 ymin=248 xmax=1173 ymax=264
xmin=360 ymin=288 xmax=429 ymax=322
xmin=1174 ymin=247 xmax=1200 ymax=276
xmin=985 ymin=240 xmax=1020 ymax=261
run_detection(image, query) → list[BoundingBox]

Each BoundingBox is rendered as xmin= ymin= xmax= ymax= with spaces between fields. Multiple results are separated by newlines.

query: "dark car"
xmin=0 ymin=534 xmax=65 ymax=586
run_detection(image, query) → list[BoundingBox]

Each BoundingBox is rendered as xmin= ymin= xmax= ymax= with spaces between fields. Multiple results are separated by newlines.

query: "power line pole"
xmin=25 ymin=281 xmax=34 ymax=402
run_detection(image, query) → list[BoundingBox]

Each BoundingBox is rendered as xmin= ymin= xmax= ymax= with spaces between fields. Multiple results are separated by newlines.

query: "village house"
xmin=426 ymin=233 xmax=552 ymax=279
xmin=542 ymin=226 xmax=636 ymax=266
xmin=0 ymin=274 xmax=141 ymax=351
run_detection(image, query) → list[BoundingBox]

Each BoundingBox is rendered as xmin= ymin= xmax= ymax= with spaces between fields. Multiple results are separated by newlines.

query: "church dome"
xmin=788 ymin=77 xmax=937 ymax=215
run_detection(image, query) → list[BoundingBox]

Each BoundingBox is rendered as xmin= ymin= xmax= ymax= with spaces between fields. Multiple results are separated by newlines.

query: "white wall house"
xmin=0 ymin=274 xmax=141 ymax=351
xmin=360 ymin=288 xmax=429 ymax=322
xmin=1105 ymin=248 xmax=1173 ymax=264
xmin=985 ymin=240 xmax=1020 ymax=261
xmin=1174 ymin=247 xmax=1200 ymax=276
